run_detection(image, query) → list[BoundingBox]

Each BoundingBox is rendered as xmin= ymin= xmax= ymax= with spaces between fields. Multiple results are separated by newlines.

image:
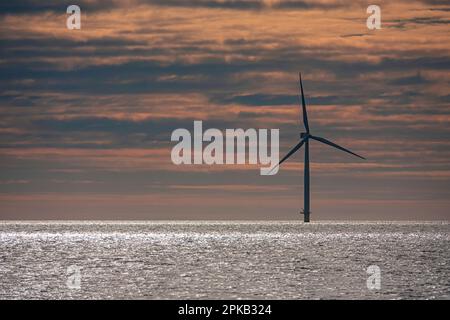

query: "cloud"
xmin=387 ymin=16 xmax=450 ymax=29
xmin=0 ymin=0 xmax=449 ymax=219
xmin=0 ymin=0 xmax=352 ymax=15
xmin=340 ymin=33 xmax=365 ymax=38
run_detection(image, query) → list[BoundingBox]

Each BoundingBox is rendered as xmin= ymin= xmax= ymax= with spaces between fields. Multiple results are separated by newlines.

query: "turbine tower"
xmin=273 ymin=73 xmax=366 ymax=222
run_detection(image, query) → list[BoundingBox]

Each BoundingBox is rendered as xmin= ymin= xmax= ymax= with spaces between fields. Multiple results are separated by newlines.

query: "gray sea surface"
xmin=0 ymin=221 xmax=448 ymax=299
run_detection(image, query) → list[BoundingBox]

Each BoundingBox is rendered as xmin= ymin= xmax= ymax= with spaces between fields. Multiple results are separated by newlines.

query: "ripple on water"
xmin=0 ymin=221 xmax=448 ymax=299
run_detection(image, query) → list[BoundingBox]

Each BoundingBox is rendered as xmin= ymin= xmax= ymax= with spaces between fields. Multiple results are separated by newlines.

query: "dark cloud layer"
xmin=0 ymin=0 xmax=348 ymax=14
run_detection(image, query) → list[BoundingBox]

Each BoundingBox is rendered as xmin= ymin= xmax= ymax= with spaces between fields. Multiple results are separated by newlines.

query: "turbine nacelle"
xmin=300 ymin=132 xmax=309 ymax=139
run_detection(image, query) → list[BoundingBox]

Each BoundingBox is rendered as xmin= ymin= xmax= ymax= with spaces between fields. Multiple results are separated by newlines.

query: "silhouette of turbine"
xmin=271 ymin=73 xmax=366 ymax=222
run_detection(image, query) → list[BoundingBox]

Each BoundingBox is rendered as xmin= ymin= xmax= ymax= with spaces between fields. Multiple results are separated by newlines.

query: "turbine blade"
xmin=269 ymin=138 xmax=306 ymax=173
xmin=310 ymin=135 xmax=366 ymax=160
xmin=299 ymin=72 xmax=310 ymax=133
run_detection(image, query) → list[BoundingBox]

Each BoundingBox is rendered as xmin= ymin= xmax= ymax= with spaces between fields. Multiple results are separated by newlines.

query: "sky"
xmin=0 ymin=0 xmax=449 ymax=220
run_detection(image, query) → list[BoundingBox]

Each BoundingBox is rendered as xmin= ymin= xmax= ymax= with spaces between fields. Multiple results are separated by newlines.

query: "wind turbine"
xmin=272 ymin=73 xmax=366 ymax=222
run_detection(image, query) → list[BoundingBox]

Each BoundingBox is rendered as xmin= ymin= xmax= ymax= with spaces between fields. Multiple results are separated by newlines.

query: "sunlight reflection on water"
xmin=0 ymin=221 xmax=448 ymax=299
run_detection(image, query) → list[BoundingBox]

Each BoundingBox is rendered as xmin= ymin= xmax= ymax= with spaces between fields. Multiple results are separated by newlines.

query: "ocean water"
xmin=0 ymin=221 xmax=448 ymax=300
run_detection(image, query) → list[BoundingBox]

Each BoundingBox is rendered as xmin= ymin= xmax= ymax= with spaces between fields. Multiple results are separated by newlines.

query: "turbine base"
xmin=300 ymin=210 xmax=311 ymax=223
xmin=303 ymin=212 xmax=310 ymax=223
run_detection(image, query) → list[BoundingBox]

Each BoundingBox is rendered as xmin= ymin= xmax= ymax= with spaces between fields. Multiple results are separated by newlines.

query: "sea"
xmin=0 ymin=221 xmax=448 ymax=300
